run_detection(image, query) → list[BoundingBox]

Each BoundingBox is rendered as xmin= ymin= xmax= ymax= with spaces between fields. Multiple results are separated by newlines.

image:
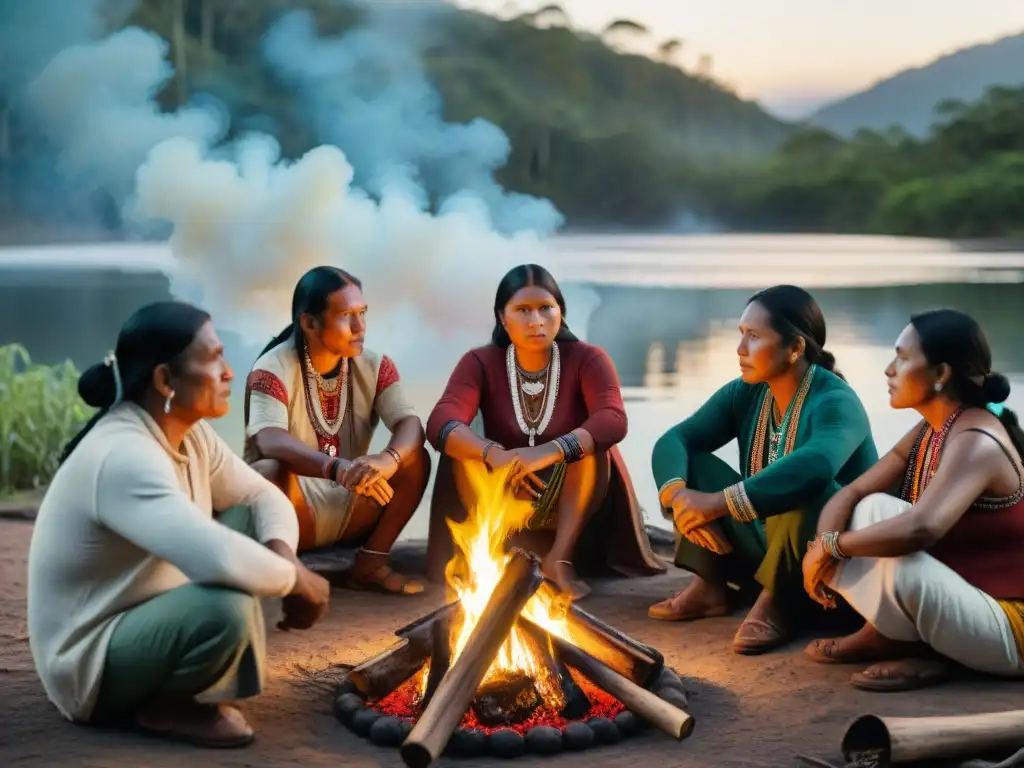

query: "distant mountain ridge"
xmin=811 ymin=30 xmax=1024 ymax=136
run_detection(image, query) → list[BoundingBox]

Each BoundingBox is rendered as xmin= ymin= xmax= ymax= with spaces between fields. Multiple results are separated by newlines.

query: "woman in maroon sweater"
xmin=425 ymin=264 xmax=665 ymax=598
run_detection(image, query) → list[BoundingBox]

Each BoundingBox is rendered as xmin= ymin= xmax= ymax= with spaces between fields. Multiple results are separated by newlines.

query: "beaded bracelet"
xmin=384 ymin=446 xmax=402 ymax=468
xmin=820 ymin=530 xmax=850 ymax=560
xmin=723 ymin=482 xmax=758 ymax=523
xmin=436 ymin=419 xmax=463 ymax=453
xmin=325 ymin=457 xmax=342 ymax=483
xmin=554 ymin=432 xmax=584 ymax=463
xmin=481 ymin=440 xmax=499 ymax=467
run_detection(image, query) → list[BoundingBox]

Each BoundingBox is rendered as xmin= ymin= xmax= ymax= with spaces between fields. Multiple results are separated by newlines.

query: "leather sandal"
xmin=804 ymin=624 xmax=930 ymax=665
xmin=346 ymin=564 xmax=425 ymax=596
xmin=732 ymin=617 xmax=790 ymax=655
xmin=134 ymin=703 xmax=254 ymax=749
xmin=804 ymin=636 xmax=882 ymax=664
xmin=850 ymin=658 xmax=951 ymax=692
xmin=648 ymin=590 xmax=729 ymax=621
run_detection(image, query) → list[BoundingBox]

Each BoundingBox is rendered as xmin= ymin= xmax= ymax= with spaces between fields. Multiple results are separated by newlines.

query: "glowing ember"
xmin=430 ymin=461 xmax=580 ymax=709
xmin=374 ymin=670 xmax=626 ymax=735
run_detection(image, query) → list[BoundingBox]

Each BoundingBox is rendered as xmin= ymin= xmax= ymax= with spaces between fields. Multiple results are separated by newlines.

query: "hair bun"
xmin=981 ymin=372 xmax=1011 ymax=404
xmin=77 ymin=362 xmax=117 ymax=408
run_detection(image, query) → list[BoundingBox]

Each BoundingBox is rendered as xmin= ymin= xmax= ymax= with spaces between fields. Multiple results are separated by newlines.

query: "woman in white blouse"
xmin=27 ymin=301 xmax=330 ymax=748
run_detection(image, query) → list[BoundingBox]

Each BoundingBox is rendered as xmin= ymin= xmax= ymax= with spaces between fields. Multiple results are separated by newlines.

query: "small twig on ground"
xmin=288 ymin=660 xmax=354 ymax=697
xmin=796 ymin=753 xmax=841 ymax=768
xmin=796 ymin=748 xmax=883 ymax=768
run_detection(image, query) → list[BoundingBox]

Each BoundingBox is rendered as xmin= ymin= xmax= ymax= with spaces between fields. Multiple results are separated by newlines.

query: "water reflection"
xmin=595 ymin=282 xmax=1024 ymax=388
xmin=6 ymin=237 xmax=1024 ymax=539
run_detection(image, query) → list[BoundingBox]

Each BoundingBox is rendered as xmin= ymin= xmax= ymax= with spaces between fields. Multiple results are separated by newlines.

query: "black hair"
xmin=490 ymin=263 xmax=579 ymax=347
xmin=747 ymin=284 xmax=843 ymax=380
xmin=259 ymin=266 xmax=362 ymax=358
xmin=62 ymin=301 xmax=211 ymax=462
xmin=910 ymin=308 xmax=1024 ymax=458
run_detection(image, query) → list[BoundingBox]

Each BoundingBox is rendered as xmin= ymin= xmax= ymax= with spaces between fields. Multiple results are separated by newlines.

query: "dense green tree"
xmin=711 ymin=85 xmax=1024 ymax=238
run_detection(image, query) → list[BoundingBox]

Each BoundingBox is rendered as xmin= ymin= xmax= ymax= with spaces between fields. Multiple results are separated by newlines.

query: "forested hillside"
xmin=0 ymin=0 xmax=790 ymax=233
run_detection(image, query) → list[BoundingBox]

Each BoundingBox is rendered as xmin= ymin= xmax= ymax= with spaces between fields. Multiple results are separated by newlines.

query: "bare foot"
xmin=135 ymin=701 xmax=254 ymax=748
xmin=648 ymin=576 xmax=729 ymax=621
xmin=543 ymin=557 xmax=591 ymax=601
xmin=804 ymin=623 xmax=927 ymax=665
xmin=732 ymin=590 xmax=790 ymax=655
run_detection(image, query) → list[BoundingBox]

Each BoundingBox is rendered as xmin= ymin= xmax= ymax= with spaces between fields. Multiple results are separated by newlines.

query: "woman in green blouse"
xmin=648 ymin=285 xmax=878 ymax=655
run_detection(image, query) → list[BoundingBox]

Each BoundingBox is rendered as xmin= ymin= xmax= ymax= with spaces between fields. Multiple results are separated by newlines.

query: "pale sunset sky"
xmin=457 ymin=0 xmax=1024 ymax=117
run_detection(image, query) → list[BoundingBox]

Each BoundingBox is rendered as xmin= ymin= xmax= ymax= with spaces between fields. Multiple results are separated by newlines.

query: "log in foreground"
xmin=400 ymin=549 xmax=544 ymax=768
xmin=842 ymin=710 xmax=1024 ymax=766
xmin=533 ymin=620 xmax=694 ymax=741
xmin=535 ymin=581 xmax=663 ymax=688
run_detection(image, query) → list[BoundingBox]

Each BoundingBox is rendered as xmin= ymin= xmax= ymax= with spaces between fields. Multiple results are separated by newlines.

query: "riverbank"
xmin=2 ymin=517 xmax=1021 ymax=767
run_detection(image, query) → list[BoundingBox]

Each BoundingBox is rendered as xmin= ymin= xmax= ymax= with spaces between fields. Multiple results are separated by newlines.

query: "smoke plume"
xmin=5 ymin=0 xmax=598 ymax=393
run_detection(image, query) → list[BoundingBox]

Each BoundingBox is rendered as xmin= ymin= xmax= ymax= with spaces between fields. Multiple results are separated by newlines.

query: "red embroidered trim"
xmin=246 ymin=370 xmax=288 ymax=406
xmin=376 ymin=355 xmax=401 ymax=395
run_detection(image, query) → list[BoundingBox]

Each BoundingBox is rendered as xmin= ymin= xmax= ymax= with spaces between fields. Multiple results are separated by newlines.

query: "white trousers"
xmin=827 ymin=493 xmax=1023 ymax=677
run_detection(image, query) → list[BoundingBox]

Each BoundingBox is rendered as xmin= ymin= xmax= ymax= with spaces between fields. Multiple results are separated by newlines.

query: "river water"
xmin=5 ymin=233 xmax=1024 ymax=539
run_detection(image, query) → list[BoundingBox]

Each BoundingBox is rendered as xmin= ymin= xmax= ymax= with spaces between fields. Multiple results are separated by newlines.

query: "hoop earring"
xmin=164 ymin=390 xmax=175 ymax=414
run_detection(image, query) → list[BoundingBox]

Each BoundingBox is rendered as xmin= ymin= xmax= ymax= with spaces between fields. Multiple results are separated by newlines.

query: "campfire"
xmin=333 ymin=463 xmax=693 ymax=765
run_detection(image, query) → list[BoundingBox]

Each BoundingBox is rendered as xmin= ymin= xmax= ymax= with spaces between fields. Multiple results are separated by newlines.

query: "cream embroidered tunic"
xmin=27 ymin=403 xmax=299 ymax=723
xmin=243 ymin=338 xmax=417 ymax=547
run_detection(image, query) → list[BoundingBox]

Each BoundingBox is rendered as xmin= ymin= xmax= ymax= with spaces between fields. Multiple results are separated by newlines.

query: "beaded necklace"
xmin=899 ymin=406 xmax=966 ymax=503
xmin=506 ymin=343 xmax=560 ymax=447
xmin=748 ymin=364 xmax=816 ymax=475
xmin=301 ymin=349 xmax=348 ymax=457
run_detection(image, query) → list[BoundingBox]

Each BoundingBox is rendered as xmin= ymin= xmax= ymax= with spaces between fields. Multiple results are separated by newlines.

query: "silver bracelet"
xmin=820 ymin=531 xmax=850 ymax=560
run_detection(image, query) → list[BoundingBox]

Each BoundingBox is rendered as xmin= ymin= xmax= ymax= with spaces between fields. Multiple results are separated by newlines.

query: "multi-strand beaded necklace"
xmin=301 ymin=348 xmax=348 ymax=457
xmin=898 ymin=406 xmax=966 ymax=504
xmin=747 ymin=364 xmax=816 ymax=475
xmin=506 ymin=342 xmax=560 ymax=447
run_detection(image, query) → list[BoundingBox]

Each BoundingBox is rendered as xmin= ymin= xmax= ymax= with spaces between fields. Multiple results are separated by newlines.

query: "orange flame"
xmin=441 ymin=460 xmax=577 ymax=704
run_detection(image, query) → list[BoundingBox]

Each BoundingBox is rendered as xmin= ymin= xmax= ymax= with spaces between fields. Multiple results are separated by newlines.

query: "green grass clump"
xmin=0 ymin=345 xmax=92 ymax=494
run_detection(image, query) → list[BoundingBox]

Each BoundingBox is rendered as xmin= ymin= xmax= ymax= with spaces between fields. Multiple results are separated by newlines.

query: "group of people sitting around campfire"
xmin=25 ymin=263 xmax=1023 ymax=748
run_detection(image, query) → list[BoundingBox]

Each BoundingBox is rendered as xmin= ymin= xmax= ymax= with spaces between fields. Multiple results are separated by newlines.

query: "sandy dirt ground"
xmin=1 ymin=517 xmax=1021 ymax=768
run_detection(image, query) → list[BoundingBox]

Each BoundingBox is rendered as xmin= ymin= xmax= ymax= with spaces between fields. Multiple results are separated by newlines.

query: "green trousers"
xmin=90 ymin=507 xmax=269 ymax=724
xmin=672 ymin=452 xmax=820 ymax=622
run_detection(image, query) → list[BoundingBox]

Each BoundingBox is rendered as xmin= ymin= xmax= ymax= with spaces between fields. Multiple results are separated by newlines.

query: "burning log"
xmin=532 ymin=620 xmax=694 ymax=741
xmin=401 ymin=549 xmax=544 ymax=768
xmin=547 ymin=641 xmax=592 ymax=721
xmin=395 ymin=601 xmax=460 ymax=645
xmin=517 ymin=618 xmax=591 ymax=720
xmin=535 ymin=582 xmax=663 ymax=688
xmin=471 ymin=671 xmax=542 ymax=727
xmin=348 ymin=603 xmax=462 ymax=700
xmin=421 ymin=606 xmax=453 ymax=708
xmin=842 ymin=710 xmax=1024 ymax=766
xmin=348 ymin=639 xmax=429 ymax=701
